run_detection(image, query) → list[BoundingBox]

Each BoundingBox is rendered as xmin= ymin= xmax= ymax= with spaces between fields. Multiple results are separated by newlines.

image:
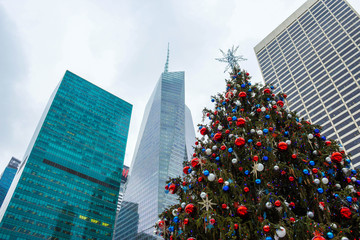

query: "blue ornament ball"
xmin=173 ymin=216 xmax=179 ymax=223
xmin=223 ymin=185 xmax=229 ymax=191
xmin=321 ymin=136 xmax=326 ymax=140
xmin=203 ymin=170 xmax=209 ymax=176
xmin=317 ymin=188 xmax=324 ymax=194
xmin=265 ymin=115 xmax=270 ymax=119
xmin=232 ymin=116 xmax=237 ymax=121
xmin=347 ymin=196 xmax=352 ymax=202
xmin=263 ymin=129 xmax=269 ymax=134
xmin=326 ymin=232 xmax=334 ymax=239
xmin=303 ymin=169 xmax=309 ymax=175
xmin=266 ymin=237 xmax=273 ymax=240
xmin=228 ymin=148 xmax=233 ymax=153
xmin=248 ymin=139 xmax=253 ymax=143
xmin=314 ymin=129 xmax=320 ymax=133
xmin=263 ymin=156 xmax=269 ymax=161
xmin=245 ymin=170 xmax=250 ymax=175
xmin=215 ymin=157 xmax=220 ymax=161
xmin=168 ymin=226 xmax=174 ymax=232
xmin=309 ymin=161 xmax=315 ymax=166
xmin=211 ymin=99 xmax=215 ymax=102
xmin=255 ymin=179 xmax=261 ymax=184
xmin=270 ymin=86 xmax=274 ymax=89
xmin=241 ymin=84 xmax=246 ymax=88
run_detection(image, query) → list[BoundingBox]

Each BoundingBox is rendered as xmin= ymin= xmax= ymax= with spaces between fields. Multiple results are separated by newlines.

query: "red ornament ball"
xmin=289 ymin=217 xmax=295 ymax=223
xmin=278 ymin=142 xmax=288 ymax=151
xmin=185 ymin=204 xmax=195 ymax=214
xmin=225 ymin=91 xmax=234 ymax=99
xmin=289 ymin=176 xmax=294 ymax=182
xmin=191 ymin=158 xmax=199 ymax=167
xmin=158 ymin=220 xmax=165 ymax=228
xmin=312 ymin=168 xmax=318 ymax=174
xmin=239 ymin=92 xmax=247 ymax=98
xmin=184 ymin=218 xmax=189 ymax=225
xmin=236 ymin=118 xmax=246 ymax=126
xmin=274 ymin=200 xmax=281 ymax=207
xmin=256 ymin=141 xmax=262 ymax=147
xmin=291 ymin=154 xmax=297 ymax=159
xmin=183 ymin=166 xmax=190 ymax=174
xmin=234 ymin=224 xmax=239 ymax=230
xmin=277 ymin=100 xmax=284 ymax=107
xmin=256 ymin=108 xmax=262 ymax=112
xmin=209 ymin=218 xmax=216 ymax=225
xmin=222 ymin=204 xmax=227 ymax=209
xmin=340 ymin=207 xmax=352 ymax=219
xmin=187 ymin=238 xmax=195 ymax=240
xmin=235 ymin=137 xmax=245 ymax=147
xmin=244 ymin=187 xmax=249 ymax=193
xmin=331 ymin=152 xmax=342 ymax=163
xmin=168 ymin=183 xmax=177 ymax=194
xmin=213 ymin=133 xmax=222 ymax=141
xmin=198 ymin=177 xmax=203 ymax=182
xmin=218 ymin=178 xmax=224 ymax=184
xmin=253 ymin=155 xmax=259 ymax=161
xmin=263 ymin=88 xmax=271 ymax=94
xmin=263 ymin=225 xmax=270 ymax=233
xmin=325 ymin=141 xmax=331 ymax=146
xmin=220 ymin=145 xmax=226 ymax=151
xmin=312 ymin=236 xmax=326 ymax=240
xmin=200 ymin=127 xmax=208 ymax=135
xmin=237 ymin=205 xmax=248 ymax=216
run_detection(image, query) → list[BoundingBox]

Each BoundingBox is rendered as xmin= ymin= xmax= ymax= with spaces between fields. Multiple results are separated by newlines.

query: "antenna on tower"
xmin=164 ymin=43 xmax=170 ymax=73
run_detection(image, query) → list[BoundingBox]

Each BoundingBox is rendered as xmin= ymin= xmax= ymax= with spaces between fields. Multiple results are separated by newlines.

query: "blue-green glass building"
xmin=0 ymin=157 xmax=21 ymax=207
xmin=0 ymin=71 xmax=132 ymax=240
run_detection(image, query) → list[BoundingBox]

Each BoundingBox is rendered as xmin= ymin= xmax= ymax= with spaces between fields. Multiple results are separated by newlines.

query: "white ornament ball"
xmin=229 ymin=134 xmax=234 ymax=138
xmin=326 ymin=157 xmax=331 ymax=163
xmin=307 ymin=211 xmax=314 ymax=218
xmin=274 ymin=165 xmax=279 ymax=171
xmin=286 ymin=140 xmax=291 ymax=145
xmin=335 ymin=183 xmax=341 ymax=189
xmin=200 ymin=192 xmax=207 ymax=199
xmin=212 ymin=145 xmax=218 ymax=151
xmin=235 ymin=100 xmax=241 ymax=106
xmin=272 ymin=101 xmax=276 ymax=105
xmin=210 ymin=114 xmax=214 ymax=119
xmin=287 ymin=114 xmax=292 ymax=118
xmin=257 ymin=130 xmax=263 ymax=135
xmin=331 ymin=223 xmax=337 ymax=229
xmin=172 ymin=209 xmax=178 ymax=216
xmin=250 ymin=129 xmax=256 ymax=134
xmin=257 ymin=163 xmax=264 ymax=172
xmin=181 ymin=202 xmax=186 ymax=208
xmin=232 ymin=158 xmax=238 ymax=164
xmin=276 ymin=227 xmax=286 ymax=238
xmin=312 ymin=150 xmax=317 ymax=155
xmin=208 ymin=173 xmax=216 ymax=182
xmin=218 ymin=125 xmax=223 ymax=130
xmin=224 ymin=181 xmax=230 ymax=186
xmin=314 ymin=179 xmax=320 ymax=185
xmin=341 ymin=237 xmax=350 ymax=240
xmin=342 ymin=168 xmax=349 ymax=174
xmin=205 ymin=148 xmax=212 ymax=156
xmin=250 ymin=112 xmax=255 ymax=116
xmin=191 ymin=170 xmax=196 ymax=176
xmin=308 ymin=134 xmax=314 ymax=139
xmin=346 ymin=185 xmax=354 ymax=190
xmin=265 ymin=202 xmax=273 ymax=209
xmin=339 ymin=147 xmax=344 ymax=151
xmin=261 ymin=107 xmax=266 ymax=112
xmin=322 ymin=178 xmax=329 ymax=184
xmin=352 ymin=177 xmax=357 ymax=182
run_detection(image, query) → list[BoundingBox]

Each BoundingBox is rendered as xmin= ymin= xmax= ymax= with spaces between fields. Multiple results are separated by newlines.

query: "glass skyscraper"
xmin=0 ymin=157 xmax=21 ymax=207
xmin=254 ymin=0 xmax=360 ymax=167
xmin=116 ymin=51 xmax=195 ymax=239
xmin=0 ymin=71 xmax=132 ymax=240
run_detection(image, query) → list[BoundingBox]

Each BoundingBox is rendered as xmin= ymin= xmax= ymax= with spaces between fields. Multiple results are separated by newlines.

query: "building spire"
xmin=164 ymin=43 xmax=170 ymax=73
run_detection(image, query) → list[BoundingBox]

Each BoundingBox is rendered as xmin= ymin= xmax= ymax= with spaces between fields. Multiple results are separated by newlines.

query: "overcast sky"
xmin=0 ymin=0 xmax=359 ymax=173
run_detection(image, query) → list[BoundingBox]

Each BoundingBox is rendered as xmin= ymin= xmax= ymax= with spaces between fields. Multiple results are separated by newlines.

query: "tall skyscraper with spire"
xmin=115 ymin=46 xmax=195 ymax=239
xmin=254 ymin=0 xmax=360 ymax=167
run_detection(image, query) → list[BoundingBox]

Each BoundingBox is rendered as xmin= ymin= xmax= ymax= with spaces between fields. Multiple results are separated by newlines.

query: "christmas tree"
xmin=155 ymin=47 xmax=360 ymax=240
